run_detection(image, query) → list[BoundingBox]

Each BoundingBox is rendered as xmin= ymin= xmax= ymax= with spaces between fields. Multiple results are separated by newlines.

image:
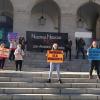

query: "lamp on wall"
xmin=77 ymin=17 xmax=84 ymax=28
xmin=38 ymin=7 xmax=46 ymax=25
xmin=77 ymin=9 xmax=84 ymax=28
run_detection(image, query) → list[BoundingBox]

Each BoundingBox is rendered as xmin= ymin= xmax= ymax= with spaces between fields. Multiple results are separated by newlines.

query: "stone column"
xmin=13 ymin=8 xmax=30 ymax=37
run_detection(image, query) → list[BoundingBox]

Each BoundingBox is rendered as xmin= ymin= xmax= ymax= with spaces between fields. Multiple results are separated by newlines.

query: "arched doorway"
xmin=30 ymin=0 xmax=61 ymax=32
xmin=0 ymin=0 xmax=13 ymax=45
xmin=77 ymin=2 xmax=100 ymax=40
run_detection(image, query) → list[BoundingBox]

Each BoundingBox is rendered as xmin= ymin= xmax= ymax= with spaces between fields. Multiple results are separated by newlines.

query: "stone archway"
xmin=77 ymin=2 xmax=100 ymax=39
xmin=0 ymin=0 xmax=13 ymax=44
xmin=96 ymin=17 xmax=100 ymax=40
xmin=30 ymin=0 xmax=61 ymax=32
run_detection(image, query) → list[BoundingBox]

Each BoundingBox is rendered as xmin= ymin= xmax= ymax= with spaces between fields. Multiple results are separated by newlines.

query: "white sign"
xmin=75 ymin=32 xmax=92 ymax=38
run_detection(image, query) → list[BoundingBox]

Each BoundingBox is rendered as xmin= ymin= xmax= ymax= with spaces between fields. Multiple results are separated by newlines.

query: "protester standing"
xmin=47 ymin=43 xmax=63 ymax=83
xmin=88 ymin=41 xmax=100 ymax=79
xmin=14 ymin=44 xmax=24 ymax=71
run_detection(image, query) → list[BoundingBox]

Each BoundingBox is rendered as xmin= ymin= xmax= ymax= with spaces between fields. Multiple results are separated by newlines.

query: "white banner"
xmin=75 ymin=32 xmax=92 ymax=38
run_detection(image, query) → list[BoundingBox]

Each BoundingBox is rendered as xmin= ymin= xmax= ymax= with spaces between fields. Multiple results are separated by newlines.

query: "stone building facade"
xmin=0 ymin=0 xmax=100 ymax=51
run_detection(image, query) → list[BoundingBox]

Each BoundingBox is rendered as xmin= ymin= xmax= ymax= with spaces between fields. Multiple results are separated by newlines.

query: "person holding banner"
xmin=9 ymin=40 xmax=17 ymax=61
xmin=88 ymin=41 xmax=100 ymax=79
xmin=47 ymin=43 xmax=63 ymax=83
xmin=0 ymin=43 xmax=6 ymax=69
xmin=14 ymin=44 xmax=24 ymax=71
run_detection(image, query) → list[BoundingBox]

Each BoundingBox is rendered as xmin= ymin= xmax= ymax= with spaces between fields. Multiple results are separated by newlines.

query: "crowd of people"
xmin=47 ymin=40 xmax=100 ymax=83
xmin=64 ymin=38 xmax=86 ymax=60
xmin=0 ymin=37 xmax=26 ymax=71
xmin=0 ymin=36 xmax=99 ymax=83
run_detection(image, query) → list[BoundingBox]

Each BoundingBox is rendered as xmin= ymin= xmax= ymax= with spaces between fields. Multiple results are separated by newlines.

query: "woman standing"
xmin=14 ymin=44 xmax=24 ymax=71
xmin=88 ymin=41 xmax=100 ymax=79
xmin=47 ymin=43 xmax=63 ymax=83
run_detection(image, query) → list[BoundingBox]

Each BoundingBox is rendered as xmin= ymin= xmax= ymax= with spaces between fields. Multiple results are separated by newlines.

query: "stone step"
xmin=0 ymin=71 xmax=93 ymax=78
xmin=0 ymin=88 xmax=100 ymax=94
xmin=22 ymin=59 xmax=88 ymax=63
xmin=0 ymin=82 xmax=100 ymax=88
xmin=0 ymin=77 xmax=100 ymax=83
xmin=4 ymin=53 xmax=90 ymax=71
xmin=6 ymin=59 xmax=89 ymax=65
xmin=0 ymin=94 xmax=99 ymax=100
xmin=4 ymin=64 xmax=90 ymax=72
xmin=6 ymin=59 xmax=89 ymax=66
xmin=5 ymin=57 xmax=89 ymax=72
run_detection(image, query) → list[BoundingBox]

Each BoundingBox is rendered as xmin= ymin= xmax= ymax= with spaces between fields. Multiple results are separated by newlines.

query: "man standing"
xmin=65 ymin=39 xmax=72 ymax=60
xmin=76 ymin=38 xmax=85 ymax=59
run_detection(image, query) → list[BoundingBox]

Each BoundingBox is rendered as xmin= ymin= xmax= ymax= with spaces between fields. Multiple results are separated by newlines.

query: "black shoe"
xmin=58 ymin=79 xmax=62 ymax=83
xmin=47 ymin=79 xmax=51 ymax=83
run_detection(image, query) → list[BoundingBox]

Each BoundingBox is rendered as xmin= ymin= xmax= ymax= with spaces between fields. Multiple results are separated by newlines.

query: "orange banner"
xmin=0 ymin=47 xmax=10 ymax=58
xmin=47 ymin=50 xmax=64 ymax=63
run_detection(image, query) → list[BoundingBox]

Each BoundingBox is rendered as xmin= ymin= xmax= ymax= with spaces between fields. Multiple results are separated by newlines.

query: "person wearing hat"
xmin=47 ymin=43 xmax=63 ymax=83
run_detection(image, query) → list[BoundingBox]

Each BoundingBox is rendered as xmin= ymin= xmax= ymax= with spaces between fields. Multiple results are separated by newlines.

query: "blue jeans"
xmin=49 ymin=62 xmax=61 ymax=80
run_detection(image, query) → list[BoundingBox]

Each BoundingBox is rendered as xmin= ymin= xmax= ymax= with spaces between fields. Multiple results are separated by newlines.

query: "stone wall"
xmin=8 ymin=0 xmax=100 ymax=54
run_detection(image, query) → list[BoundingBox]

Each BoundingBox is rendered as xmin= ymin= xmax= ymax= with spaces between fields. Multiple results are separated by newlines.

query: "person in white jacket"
xmin=14 ymin=44 xmax=24 ymax=71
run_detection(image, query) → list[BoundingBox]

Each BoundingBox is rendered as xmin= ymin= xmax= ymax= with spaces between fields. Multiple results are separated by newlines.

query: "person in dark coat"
xmin=65 ymin=39 xmax=72 ymax=60
xmin=76 ymin=38 xmax=85 ymax=59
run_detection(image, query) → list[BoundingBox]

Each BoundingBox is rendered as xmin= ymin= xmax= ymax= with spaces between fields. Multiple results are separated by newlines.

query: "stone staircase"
xmin=0 ymin=70 xmax=100 ymax=100
xmin=5 ymin=52 xmax=90 ymax=72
